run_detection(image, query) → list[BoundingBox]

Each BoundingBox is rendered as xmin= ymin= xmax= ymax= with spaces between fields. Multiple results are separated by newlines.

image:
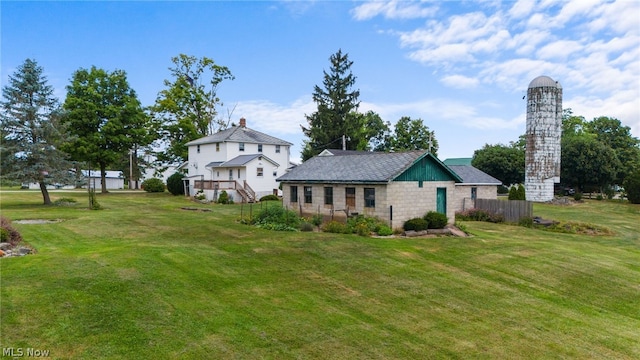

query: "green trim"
xmin=393 ymin=153 xmax=463 ymax=183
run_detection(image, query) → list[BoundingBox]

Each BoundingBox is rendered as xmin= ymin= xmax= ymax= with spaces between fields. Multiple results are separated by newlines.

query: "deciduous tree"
xmin=561 ymin=135 xmax=620 ymax=193
xmin=62 ymin=66 xmax=150 ymax=193
xmin=386 ymin=116 xmax=438 ymax=155
xmin=472 ymin=142 xmax=525 ymax=186
xmin=151 ymin=54 xmax=234 ymax=163
xmin=1 ymin=59 xmax=74 ymax=204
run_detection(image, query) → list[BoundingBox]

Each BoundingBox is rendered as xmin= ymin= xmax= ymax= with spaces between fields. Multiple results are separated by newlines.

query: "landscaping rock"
xmin=0 ymin=242 xmax=12 ymax=250
xmin=18 ymin=247 xmax=32 ymax=255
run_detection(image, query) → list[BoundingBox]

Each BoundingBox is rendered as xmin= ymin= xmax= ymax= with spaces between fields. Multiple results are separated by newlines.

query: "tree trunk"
xmin=100 ymin=163 xmax=108 ymax=194
xmin=39 ymin=181 xmax=52 ymax=205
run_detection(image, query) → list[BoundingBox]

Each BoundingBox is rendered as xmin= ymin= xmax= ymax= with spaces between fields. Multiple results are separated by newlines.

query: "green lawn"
xmin=1 ymin=190 xmax=639 ymax=359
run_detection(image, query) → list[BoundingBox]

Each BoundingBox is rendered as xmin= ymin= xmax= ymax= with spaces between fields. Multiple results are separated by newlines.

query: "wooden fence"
xmin=474 ymin=199 xmax=532 ymax=223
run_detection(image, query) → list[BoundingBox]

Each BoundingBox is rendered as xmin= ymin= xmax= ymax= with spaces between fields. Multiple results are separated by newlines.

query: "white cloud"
xmin=233 ymin=96 xmax=315 ymax=136
xmin=536 ymin=40 xmax=583 ymax=60
xmin=508 ymin=0 xmax=535 ymax=20
xmin=351 ymin=0 xmax=437 ymax=20
xmin=440 ymin=74 xmax=479 ymax=89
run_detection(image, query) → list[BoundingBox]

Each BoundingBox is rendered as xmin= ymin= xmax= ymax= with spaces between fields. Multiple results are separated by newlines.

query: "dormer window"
xmin=239 ymin=142 xmax=245 ymax=151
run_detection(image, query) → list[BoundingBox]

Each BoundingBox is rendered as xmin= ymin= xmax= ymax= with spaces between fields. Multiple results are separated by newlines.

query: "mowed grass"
xmin=1 ymin=191 xmax=639 ymax=359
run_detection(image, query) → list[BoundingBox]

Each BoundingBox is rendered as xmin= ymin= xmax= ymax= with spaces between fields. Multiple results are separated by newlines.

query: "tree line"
xmin=1 ymin=50 xmax=438 ymax=204
xmin=4 ymin=51 xmax=637 ymax=205
xmin=472 ymin=109 xmax=640 ymax=201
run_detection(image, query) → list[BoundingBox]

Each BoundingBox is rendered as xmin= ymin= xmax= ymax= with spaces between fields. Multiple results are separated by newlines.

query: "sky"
xmin=2 ymin=0 xmax=639 ymax=164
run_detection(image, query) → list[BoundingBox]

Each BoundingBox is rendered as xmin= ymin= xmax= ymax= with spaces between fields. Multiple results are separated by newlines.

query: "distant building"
xmin=184 ymin=118 xmax=292 ymax=202
xmin=525 ymin=75 xmax=562 ymax=202
xmin=277 ymin=150 xmax=462 ymax=228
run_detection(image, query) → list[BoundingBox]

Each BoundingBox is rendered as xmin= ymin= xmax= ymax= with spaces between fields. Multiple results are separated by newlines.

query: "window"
xmin=324 ymin=187 xmax=333 ymax=205
xmin=364 ymin=188 xmax=375 ymax=208
xmin=258 ymin=144 xmax=263 ymax=152
xmin=197 ymin=145 xmax=200 ymax=154
xmin=257 ymin=167 xmax=264 ymax=177
xmin=345 ymin=187 xmax=356 ymax=208
xmin=304 ymin=186 xmax=313 ymax=204
xmin=273 ymin=171 xmax=277 ymax=177
xmin=216 ymin=143 xmax=220 ymax=152
xmin=239 ymin=142 xmax=245 ymax=151
xmin=275 ymin=145 xmax=281 ymax=153
xmin=290 ymin=186 xmax=298 ymax=202
xmin=237 ymin=169 xmax=241 ymax=178
xmin=471 ymin=187 xmax=477 ymax=200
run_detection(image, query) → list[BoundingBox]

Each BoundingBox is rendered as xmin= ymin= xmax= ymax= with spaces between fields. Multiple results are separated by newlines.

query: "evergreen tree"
xmin=301 ymin=49 xmax=362 ymax=160
xmin=62 ymin=66 xmax=151 ymax=193
xmin=1 ymin=59 xmax=74 ymax=204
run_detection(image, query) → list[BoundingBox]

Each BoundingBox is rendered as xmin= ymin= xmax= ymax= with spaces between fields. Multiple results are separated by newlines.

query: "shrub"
xmin=88 ymin=189 xmax=102 ymax=210
xmin=376 ymin=225 xmax=393 ymax=236
xmin=424 ymin=211 xmax=448 ymax=229
xmin=403 ymin=218 xmax=428 ymax=232
xmin=54 ymin=197 xmax=77 ymax=206
xmin=217 ymin=190 xmax=230 ymax=204
xmin=311 ymin=214 xmax=323 ymax=227
xmin=624 ymin=169 xmax=640 ymax=204
xmin=456 ymin=208 xmax=504 ymax=223
xmin=509 ymin=184 xmax=526 ymax=200
xmin=573 ymin=192 xmax=583 ymax=201
xmin=0 ymin=217 xmax=23 ymax=246
xmin=322 ymin=220 xmax=350 ymax=234
xmin=253 ymin=204 xmax=300 ymax=229
xmin=518 ymin=217 xmax=534 ymax=228
xmin=299 ymin=222 xmax=314 ymax=232
xmin=596 ymin=194 xmax=603 ymax=201
xmin=142 ymin=178 xmax=165 ymax=193
xmin=195 ymin=190 xmax=206 ymax=201
xmin=497 ymin=185 xmax=509 ymax=194
xmin=259 ymin=194 xmax=280 ymax=201
xmin=166 ymin=172 xmax=185 ymax=195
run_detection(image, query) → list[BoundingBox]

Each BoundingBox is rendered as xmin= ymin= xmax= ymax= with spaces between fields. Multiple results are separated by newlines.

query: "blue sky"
xmin=2 ymin=0 xmax=639 ymax=163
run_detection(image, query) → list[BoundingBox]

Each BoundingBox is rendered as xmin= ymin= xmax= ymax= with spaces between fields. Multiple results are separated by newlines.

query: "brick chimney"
xmin=239 ymin=118 xmax=246 ymax=128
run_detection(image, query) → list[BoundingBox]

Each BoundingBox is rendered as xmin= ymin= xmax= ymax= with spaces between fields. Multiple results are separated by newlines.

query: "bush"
xmin=0 ymin=217 xmax=23 ymax=246
xmin=624 ymin=169 xmax=640 ymax=204
xmin=253 ymin=204 xmax=300 ymax=230
xmin=217 ymin=190 xmax=230 ymax=204
xmin=424 ymin=211 xmax=448 ymax=229
xmin=259 ymin=194 xmax=280 ymax=201
xmin=573 ymin=192 xmax=583 ymax=201
xmin=376 ymin=225 xmax=393 ymax=236
xmin=166 ymin=172 xmax=185 ymax=195
xmin=456 ymin=208 xmax=504 ymax=223
xmin=142 ymin=178 xmax=165 ymax=193
xmin=311 ymin=214 xmax=323 ymax=227
xmin=322 ymin=220 xmax=350 ymax=234
xmin=54 ymin=197 xmax=77 ymax=206
xmin=518 ymin=217 xmax=534 ymax=228
xmin=509 ymin=184 xmax=526 ymax=200
xmin=497 ymin=185 xmax=509 ymax=194
xmin=403 ymin=218 xmax=428 ymax=232
xmin=299 ymin=222 xmax=314 ymax=232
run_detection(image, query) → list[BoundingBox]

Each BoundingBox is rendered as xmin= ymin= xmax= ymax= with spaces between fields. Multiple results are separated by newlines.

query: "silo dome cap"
xmin=529 ymin=75 xmax=561 ymax=88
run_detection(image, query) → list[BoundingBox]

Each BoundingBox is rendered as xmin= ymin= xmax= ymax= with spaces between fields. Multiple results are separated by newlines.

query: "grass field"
xmin=1 ymin=190 xmax=639 ymax=359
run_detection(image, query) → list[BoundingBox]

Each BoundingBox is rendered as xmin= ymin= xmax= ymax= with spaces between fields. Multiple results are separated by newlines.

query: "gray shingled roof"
xmin=447 ymin=165 xmax=502 ymax=185
xmin=278 ymin=150 xmax=438 ymax=183
xmin=185 ymin=125 xmax=292 ymax=146
xmin=207 ymin=154 xmax=279 ymax=168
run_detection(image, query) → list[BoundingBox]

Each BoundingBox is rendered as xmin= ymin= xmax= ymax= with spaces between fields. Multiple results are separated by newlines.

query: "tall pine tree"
xmin=1 ymin=59 xmax=73 ymax=204
xmin=301 ymin=49 xmax=362 ymax=160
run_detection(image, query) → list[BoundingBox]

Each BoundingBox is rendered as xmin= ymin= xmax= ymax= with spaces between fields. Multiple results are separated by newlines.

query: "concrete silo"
xmin=525 ymin=75 xmax=562 ymax=202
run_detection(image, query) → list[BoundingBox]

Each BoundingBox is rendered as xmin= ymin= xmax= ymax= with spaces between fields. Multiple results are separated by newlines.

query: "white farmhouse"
xmin=183 ymin=118 xmax=292 ymax=202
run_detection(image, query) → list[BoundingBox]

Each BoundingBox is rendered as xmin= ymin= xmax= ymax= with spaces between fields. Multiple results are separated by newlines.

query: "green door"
xmin=437 ymin=187 xmax=447 ymax=215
